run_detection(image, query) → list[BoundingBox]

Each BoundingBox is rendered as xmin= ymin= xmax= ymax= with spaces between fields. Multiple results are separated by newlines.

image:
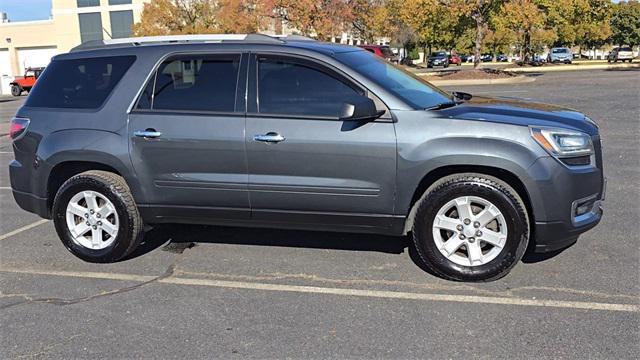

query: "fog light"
xmin=574 ymin=198 xmax=596 ymax=216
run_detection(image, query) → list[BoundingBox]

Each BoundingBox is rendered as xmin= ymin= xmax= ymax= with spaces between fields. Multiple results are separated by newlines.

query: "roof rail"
xmin=269 ymin=34 xmax=316 ymax=41
xmin=71 ymin=33 xmax=284 ymax=52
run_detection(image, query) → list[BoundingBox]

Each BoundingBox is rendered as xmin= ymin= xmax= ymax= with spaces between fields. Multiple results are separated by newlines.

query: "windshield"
xmin=552 ymin=48 xmax=569 ymax=53
xmin=336 ymin=50 xmax=451 ymax=109
xmin=432 ymin=52 xmax=447 ymax=57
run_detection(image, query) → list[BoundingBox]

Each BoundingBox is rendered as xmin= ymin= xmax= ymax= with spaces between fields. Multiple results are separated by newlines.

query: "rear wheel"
xmin=412 ymin=174 xmax=529 ymax=282
xmin=52 ymin=170 xmax=144 ymax=263
xmin=10 ymin=85 xmax=21 ymax=96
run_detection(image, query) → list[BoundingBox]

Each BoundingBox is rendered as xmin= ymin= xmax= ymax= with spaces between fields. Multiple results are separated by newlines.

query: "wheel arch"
xmin=402 ymin=165 xmax=534 ymax=235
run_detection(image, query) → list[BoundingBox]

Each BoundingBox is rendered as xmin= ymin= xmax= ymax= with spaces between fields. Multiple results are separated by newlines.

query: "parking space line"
xmin=0 ymin=187 xmax=12 ymax=190
xmin=0 ymin=219 xmax=49 ymax=241
xmin=1 ymin=267 xmax=637 ymax=313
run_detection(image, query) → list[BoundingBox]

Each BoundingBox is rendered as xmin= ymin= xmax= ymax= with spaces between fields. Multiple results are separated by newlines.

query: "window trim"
xmin=248 ymin=52 xmax=391 ymax=121
xmin=130 ymin=52 xmax=246 ymax=116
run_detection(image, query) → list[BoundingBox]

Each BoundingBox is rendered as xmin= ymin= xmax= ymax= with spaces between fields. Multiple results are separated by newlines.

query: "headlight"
xmin=530 ymin=127 xmax=594 ymax=157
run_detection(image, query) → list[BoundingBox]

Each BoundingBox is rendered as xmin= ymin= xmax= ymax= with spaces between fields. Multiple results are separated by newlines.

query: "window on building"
xmin=78 ymin=12 xmax=103 ymax=43
xmin=108 ymin=0 xmax=133 ymax=4
xmin=110 ymin=10 xmax=133 ymax=39
xmin=257 ymin=57 xmax=362 ymax=117
xmin=136 ymin=55 xmax=241 ymax=113
xmin=25 ymin=56 xmax=136 ymax=109
xmin=77 ymin=0 xmax=100 ymax=7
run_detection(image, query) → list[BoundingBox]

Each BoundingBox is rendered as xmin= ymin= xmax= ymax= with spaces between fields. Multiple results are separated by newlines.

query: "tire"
xmin=411 ymin=173 xmax=529 ymax=282
xmin=11 ymin=85 xmax=22 ymax=96
xmin=52 ymin=170 xmax=144 ymax=263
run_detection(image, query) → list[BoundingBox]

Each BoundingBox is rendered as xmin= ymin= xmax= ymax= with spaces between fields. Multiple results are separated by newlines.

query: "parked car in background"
xmin=448 ymin=52 xmax=462 ymax=66
xmin=607 ymin=47 xmax=634 ymax=63
xmin=480 ymin=54 xmax=493 ymax=62
xmin=358 ymin=44 xmax=400 ymax=63
xmin=9 ymin=67 xmax=45 ymax=96
xmin=427 ymin=51 xmax=450 ymax=68
xmin=496 ymin=54 xmax=509 ymax=62
xmin=548 ymin=47 xmax=573 ymax=64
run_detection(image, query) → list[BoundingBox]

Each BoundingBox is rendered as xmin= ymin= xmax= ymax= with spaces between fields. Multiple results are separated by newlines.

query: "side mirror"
xmin=339 ymin=96 xmax=386 ymax=121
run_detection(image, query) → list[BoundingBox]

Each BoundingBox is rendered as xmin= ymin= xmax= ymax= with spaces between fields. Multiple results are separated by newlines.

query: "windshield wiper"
xmin=426 ymin=101 xmax=458 ymax=110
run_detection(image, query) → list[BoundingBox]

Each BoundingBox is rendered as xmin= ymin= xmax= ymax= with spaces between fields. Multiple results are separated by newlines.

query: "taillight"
xmin=9 ymin=117 xmax=30 ymax=140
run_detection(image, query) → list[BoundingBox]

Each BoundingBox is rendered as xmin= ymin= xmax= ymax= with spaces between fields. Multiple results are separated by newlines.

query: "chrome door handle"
xmin=254 ymin=132 xmax=285 ymax=143
xmin=134 ymin=129 xmax=162 ymax=139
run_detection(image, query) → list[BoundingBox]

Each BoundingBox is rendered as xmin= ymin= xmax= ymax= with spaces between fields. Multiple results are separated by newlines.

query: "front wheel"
xmin=11 ymin=85 xmax=22 ymax=96
xmin=412 ymin=174 xmax=529 ymax=282
xmin=52 ymin=170 xmax=144 ymax=263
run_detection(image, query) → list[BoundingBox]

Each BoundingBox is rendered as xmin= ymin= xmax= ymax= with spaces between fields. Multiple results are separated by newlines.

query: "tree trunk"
xmin=473 ymin=16 xmax=483 ymax=69
xmin=523 ymin=30 xmax=531 ymax=63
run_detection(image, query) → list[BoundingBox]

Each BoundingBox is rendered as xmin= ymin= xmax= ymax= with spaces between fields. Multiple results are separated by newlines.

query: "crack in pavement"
xmin=0 ymin=263 xmax=175 ymax=310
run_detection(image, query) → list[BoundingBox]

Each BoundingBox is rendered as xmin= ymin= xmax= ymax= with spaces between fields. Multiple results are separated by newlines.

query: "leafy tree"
xmin=610 ymin=0 xmax=640 ymax=48
xmin=349 ymin=0 xmax=393 ymax=44
xmin=495 ymin=0 xmax=553 ymax=62
xmin=266 ymin=0 xmax=351 ymax=40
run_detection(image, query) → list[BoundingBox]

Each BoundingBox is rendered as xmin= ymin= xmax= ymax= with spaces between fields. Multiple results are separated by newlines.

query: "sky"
xmin=0 ymin=0 xmax=628 ymax=23
xmin=0 ymin=0 xmax=52 ymax=22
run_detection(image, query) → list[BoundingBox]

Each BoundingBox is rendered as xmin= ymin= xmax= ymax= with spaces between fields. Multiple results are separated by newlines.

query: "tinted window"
xmin=336 ymin=50 xmax=450 ymax=110
xmin=79 ymin=12 xmax=103 ymax=43
xmin=108 ymin=0 xmax=132 ymax=4
xmin=137 ymin=55 xmax=240 ymax=112
xmin=552 ymin=48 xmax=569 ymax=53
xmin=257 ymin=57 xmax=362 ymax=117
xmin=109 ymin=10 xmax=133 ymax=39
xmin=620 ymin=47 xmax=632 ymax=52
xmin=25 ymin=56 xmax=135 ymax=109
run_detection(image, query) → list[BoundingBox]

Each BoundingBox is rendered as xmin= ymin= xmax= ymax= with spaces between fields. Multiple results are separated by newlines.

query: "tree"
xmin=133 ymin=0 xmax=269 ymax=35
xmin=266 ymin=0 xmax=351 ymax=40
xmin=349 ymin=0 xmax=392 ymax=43
xmin=495 ymin=0 xmax=552 ymax=63
xmin=610 ymin=0 xmax=640 ymax=49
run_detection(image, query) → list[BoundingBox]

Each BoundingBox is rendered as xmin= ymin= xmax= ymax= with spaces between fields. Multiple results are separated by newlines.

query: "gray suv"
xmin=9 ymin=34 xmax=605 ymax=281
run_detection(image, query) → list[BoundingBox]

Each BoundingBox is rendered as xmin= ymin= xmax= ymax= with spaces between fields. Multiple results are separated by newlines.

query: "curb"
xmin=423 ymin=75 xmax=535 ymax=86
xmin=504 ymin=63 xmax=639 ymax=73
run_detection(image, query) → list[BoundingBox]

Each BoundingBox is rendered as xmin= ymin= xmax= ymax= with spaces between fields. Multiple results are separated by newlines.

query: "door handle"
xmin=254 ymin=132 xmax=285 ymax=143
xmin=134 ymin=129 xmax=162 ymax=139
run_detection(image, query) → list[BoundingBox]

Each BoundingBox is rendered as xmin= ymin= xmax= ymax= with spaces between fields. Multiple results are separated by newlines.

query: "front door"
xmin=128 ymin=53 xmax=249 ymax=220
xmin=245 ymin=54 xmax=397 ymax=229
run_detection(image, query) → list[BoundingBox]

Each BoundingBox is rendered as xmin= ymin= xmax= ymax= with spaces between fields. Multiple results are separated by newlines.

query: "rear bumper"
xmin=12 ymin=189 xmax=50 ymax=219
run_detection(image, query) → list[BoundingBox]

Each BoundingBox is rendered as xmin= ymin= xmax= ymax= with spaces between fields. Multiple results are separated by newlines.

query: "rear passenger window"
xmin=136 ymin=55 xmax=240 ymax=112
xmin=25 ymin=56 xmax=135 ymax=109
xmin=257 ymin=57 xmax=363 ymax=117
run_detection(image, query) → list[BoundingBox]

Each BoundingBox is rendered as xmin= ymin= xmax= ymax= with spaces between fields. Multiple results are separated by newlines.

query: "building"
xmin=0 ymin=0 xmax=147 ymax=94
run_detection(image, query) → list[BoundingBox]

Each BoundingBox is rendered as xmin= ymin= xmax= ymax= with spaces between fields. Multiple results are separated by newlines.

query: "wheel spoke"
xmin=97 ymin=205 xmax=114 ymax=219
xmin=101 ymin=221 xmax=118 ymax=237
xmin=67 ymin=202 xmax=88 ymax=218
xmin=70 ymin=222 xmax=90 ymax=239
xmin=433 ymin=215 xmax=460 ymax=232
xmin=475 ymin=205 xmax=500 ymax=227
xmin=91 ymin=228 xmax=102 ymax=247
xmin=480 ymin=229 xmax=506 ymax=247
xmin=467 ymin=241 xmax=483 ymax=265
xmin=83 ymin=191 xmax=99 ymax=211
xmin=441 ymin=237 xmax=465 ymax=256
xmin=454 ymin=197 xmax=473 ymax=220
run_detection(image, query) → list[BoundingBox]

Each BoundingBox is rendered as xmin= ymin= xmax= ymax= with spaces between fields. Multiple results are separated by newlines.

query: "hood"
xmin=429 ymin=55 xmax=447 ymax=60
xmin=436 ymin=96 xmax=598 ymax=136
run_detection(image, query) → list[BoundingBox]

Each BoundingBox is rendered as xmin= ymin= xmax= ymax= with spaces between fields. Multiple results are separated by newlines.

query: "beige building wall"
xmin=0 ymin=0 xmax=148 ymax=79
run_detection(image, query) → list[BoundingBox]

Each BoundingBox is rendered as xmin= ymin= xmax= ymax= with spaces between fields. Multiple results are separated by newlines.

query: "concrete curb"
xmin=424 ymin=75 xmax=535 ymax=86
xmin=504 ymin=62 xmax=639 ymax=73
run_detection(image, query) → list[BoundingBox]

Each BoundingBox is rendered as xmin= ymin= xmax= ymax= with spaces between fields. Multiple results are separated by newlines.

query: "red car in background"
xmin=448 ymin=52 xmax=462 ymax=66
xmin=358 ymin=45 xmax=400 ymax=63
xmin=10 ymin=67 xmax=44 ymax=96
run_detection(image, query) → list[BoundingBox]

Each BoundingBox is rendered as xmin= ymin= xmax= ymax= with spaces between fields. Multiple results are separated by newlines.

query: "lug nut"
xmin=468 ymin=237 xmax=475 ymax=243
xmin=456 ymin=224 xmax=463 ymax=231
xmin=90 ymin=210 xmax=95 ymax=214
xmin=85 ymin=221 xmax=90 ymax=226
xmin=84 ymin=213 xmax=89 ymax=218
xmin=92 ymin=225 xmax=97 ymax=230
xmin=459 ymin=234 xmax=466 ymax=240
xmin=97 ymin=221 xmax=102 ymax=226
xmin=463 ymin=218 xmax=471 ymax=225
xmin=474 ymin=221 xmax=480 ymax=228
xmin=96 ymin=213 xmax=101 ymax=218
xmin=476 ymin=230 xmax=482 ymax=237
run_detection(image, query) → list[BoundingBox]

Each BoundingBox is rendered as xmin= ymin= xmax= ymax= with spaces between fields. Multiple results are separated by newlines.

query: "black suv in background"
xmin=9 ymin=34 xmax=605 ymax=281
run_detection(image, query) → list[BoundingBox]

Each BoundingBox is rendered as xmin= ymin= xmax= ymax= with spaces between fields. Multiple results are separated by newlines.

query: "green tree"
xmin=610 ymin=0 xmax=640 ymax=48
xmin=495 ymin=0 xmax=554 ymax=62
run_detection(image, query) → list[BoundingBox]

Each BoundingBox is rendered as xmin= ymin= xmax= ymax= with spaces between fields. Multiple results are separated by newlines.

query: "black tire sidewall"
xmin=53 ymin=176 xmax=134 ymax=263
xmin=11 ymin=86 xmax=21 ymax=96
xmin=414 ymin=180 xmax=528 ymax=281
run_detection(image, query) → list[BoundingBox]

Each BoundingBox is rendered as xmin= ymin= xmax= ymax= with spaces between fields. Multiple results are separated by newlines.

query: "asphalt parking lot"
xmin=0 ymin=69 xmax=638 ymax=359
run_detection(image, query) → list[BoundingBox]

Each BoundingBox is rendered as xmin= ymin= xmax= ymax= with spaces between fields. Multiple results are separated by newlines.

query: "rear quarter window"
xmin=25 ymin=55 xmax=135 ymax=109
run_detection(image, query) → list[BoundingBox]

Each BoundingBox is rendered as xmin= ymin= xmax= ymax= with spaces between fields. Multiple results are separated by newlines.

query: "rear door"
xmin=245 ymin=53 xmax=397 ymax=229
xmin=128 ymin=52 xmax=250 ymax=220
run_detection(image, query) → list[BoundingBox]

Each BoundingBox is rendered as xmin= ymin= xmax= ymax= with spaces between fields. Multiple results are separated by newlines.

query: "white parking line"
xmin=0 ymin=219 xmax=49 ymax=241
xmin=0 ymin=187 xmax=12 ymax=190
xmin=1 ymin=267 xmax=637 ymax=313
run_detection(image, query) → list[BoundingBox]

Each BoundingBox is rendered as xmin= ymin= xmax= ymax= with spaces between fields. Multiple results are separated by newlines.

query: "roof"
xmin=70 ymin=34 xmax=362 ymax=56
